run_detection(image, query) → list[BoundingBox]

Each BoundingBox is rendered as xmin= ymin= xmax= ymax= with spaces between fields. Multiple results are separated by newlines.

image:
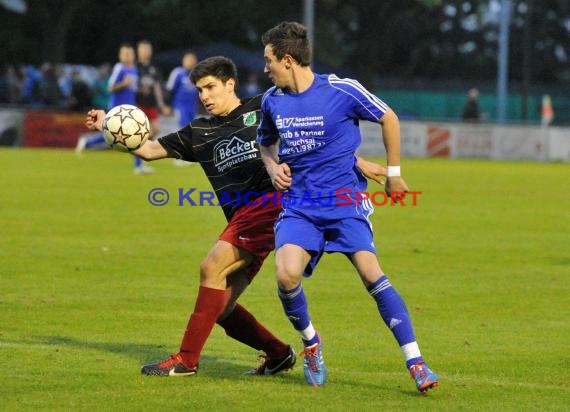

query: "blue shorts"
xmin=275 ymin=205 xmax=377 ymax=277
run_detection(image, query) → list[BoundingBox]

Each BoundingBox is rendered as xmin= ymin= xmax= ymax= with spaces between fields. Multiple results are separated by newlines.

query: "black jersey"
xmin=136 ymin=63 xmax=160 ymax=107
xmin=158 ymin=95 xmax=275 ymax=220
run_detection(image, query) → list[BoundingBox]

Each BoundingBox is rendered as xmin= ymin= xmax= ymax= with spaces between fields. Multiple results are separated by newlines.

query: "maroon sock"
xmin=179 ymin=286 xmax=226 ymax=367
xmin=218 ymin=303 xmax=290 ymax=358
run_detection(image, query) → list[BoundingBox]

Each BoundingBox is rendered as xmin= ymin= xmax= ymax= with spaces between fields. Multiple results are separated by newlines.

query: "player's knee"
xmin=275 ymin=265 xmax=302 ymax=290
xmin=199 ymin=259 xmax=221 ymax=283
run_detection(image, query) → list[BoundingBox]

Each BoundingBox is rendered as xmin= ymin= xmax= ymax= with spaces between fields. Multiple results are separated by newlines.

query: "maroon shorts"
xmin=139 ymin=105 xmax=160 ymax=120
xmin=219 ymin=193 xmax=282 ymax=282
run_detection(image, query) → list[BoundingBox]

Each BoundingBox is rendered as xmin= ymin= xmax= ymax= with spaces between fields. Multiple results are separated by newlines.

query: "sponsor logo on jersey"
xmin=243 ymin=111 xmax=257 ymax=126
xmin=275 ymin=115 xmax=325 ymax=129
xmin=213 ymin=135 xmax=258 ymax=172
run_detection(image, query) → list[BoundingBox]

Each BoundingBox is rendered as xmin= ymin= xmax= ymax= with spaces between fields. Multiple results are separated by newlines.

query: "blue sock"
xmin=134 ymin=156 xmax=142 ymax=168
xmin=367 ymin=275 xmax=423 ymax=369
xmin=278 ymin=283 xmax=319 ymax=347
xmin=85 ymin=133 xmax=106 ymax=148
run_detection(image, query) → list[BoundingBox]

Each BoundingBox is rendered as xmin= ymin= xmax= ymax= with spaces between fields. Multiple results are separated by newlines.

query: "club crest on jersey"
xmin=213 ymin=135 xmax=259 ymax=172
xmin=242 ymin=111 xmax=257 ymax=126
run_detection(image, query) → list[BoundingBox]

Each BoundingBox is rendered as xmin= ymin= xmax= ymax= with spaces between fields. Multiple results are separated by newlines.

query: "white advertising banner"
xmin=0 ymin=109 xmax=25 ymax=146
xmin=359 ymin=120 xmax=569 ymax=162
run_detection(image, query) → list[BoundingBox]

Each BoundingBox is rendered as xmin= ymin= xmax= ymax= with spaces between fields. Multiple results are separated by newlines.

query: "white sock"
xmin=300 ymin=322 xmax=316 ymax=343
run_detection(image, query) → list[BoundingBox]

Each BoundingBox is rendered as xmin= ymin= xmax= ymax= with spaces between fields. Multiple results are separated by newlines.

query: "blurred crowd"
xmin=0 ymin=63 xmax=111 ymax=112
xmin=0 ymin=59 xmax=262 ymax=114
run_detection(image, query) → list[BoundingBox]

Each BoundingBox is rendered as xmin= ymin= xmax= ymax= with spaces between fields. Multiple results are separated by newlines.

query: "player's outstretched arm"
xmin=131 ymin=140 xmax=168 ymax=161
xmin=84 ymin=109 xmax=167 ymax=161
xmin=356 ymin=157 xmax=386 ymax=185
xmin=378 ymin=108 xmax=409 ymax=197
xmin=259 ymin=143 xmax=292 ymax=191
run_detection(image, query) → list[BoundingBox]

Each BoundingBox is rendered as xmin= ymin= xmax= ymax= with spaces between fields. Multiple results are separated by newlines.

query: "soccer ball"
xmin=102 ymin=104 xmax=150 ymax=152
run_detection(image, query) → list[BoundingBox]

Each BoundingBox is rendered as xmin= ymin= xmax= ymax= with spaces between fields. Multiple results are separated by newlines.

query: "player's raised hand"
xmin=385 ymin=176 xmax=409 ymax=202
xmin=85 ymin=109 xmax=106 ymax=132
xmin=269 ymin=162 xmax=292 ymax=191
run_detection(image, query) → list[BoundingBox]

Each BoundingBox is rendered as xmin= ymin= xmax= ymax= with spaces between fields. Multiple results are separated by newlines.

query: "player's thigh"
xmin=275 ymin=244 xmax=312 ymax=289
xmin=200 ymin=240 xmax=253 ymax=283
xmin=349 ymin=250 xmax=384 ymax=287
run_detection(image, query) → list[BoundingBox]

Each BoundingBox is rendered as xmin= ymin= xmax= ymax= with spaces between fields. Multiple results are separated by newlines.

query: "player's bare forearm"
xmin=154 ymin=84 xmax=167 ymax=109
xmin=378 ymin=108 xmax=409 ymax=198
xmin=260 ymin=143 xmax=291 ymax=191
xmin=259 ymin=143 xmax=279 ymax=170
xmin=379 ymin=108 xmax=401 ymax=167
xmin=132 ymin=140 xmax=168 ymax=161
xmin=356 ymin=157 xmax=386 ymax=185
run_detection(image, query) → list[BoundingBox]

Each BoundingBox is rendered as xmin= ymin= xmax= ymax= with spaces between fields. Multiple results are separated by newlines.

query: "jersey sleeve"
xmin=256 ymin=93 xmax=280 ymax=146
xmin=108 ymin=63 xmax=123 ymax=88
xmin=328 ymin=75 xmax=389 ymax=122
xmin=158 ymin=124 xmax=197 ymax=161
xmin=166 ymin=68 xmax=180 ymax=92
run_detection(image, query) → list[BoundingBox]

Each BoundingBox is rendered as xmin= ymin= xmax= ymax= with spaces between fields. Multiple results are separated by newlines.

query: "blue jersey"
xmin=258 ymin=73 xmax=388 ymax=206
xmin=166 ymin=67 xmax=198 ymax=111
xmin=108 ymin=63 xmax=138 ymax=109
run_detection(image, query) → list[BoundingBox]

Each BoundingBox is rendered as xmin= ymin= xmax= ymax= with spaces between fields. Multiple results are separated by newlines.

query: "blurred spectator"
xmin=242 ymin=72 xmax=260 ymax=98
xmin=7 ymin=65 xmax=24 ymax=103
xmin=57 ymin=64 xmax=73 ymax=100
xmin=38 ymin=63 xmax=64 ymax=107
xmin=92 ymin=63 xmax=111 ymax=109
xmin=0 ymin=66 xmax=9 ymax=103
xmin=21 ymin=65 xmax=42 ymax=106
xmin=462 ymin=88 xmax=481 ymax=122
xmin=68 ymin=70 xmax=93 ymax=112
xmin=541 ymin=94 xmax=554 ymax=125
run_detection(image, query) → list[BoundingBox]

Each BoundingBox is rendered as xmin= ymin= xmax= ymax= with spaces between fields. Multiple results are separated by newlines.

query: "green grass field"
xmin=1 ymin=148 xmax=568 ymax=411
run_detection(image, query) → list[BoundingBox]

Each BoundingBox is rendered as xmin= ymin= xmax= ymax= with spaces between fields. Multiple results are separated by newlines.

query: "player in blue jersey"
xmin=107 ymin=43 xmax=138 ymax=109
xmin=166 ymin=50 xmax=200 ymax=167
xmin=166 ymin=50 xmax=199 ymax=128
xmin=257 ymin=21 xmax=439 ymax=392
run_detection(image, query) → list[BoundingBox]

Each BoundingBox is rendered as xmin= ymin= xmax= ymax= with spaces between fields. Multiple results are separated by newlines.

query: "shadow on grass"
xmin=36 ymin=335 xmax=170 ymax=362
xmin=30 ymin=335 xmax=252 ymax=378
xmin=8 ymin=335 xmax=425 ymax=391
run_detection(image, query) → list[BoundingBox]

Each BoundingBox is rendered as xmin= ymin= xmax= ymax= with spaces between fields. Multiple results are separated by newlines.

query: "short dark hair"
xmin=119 ymin=42 xmax=134 ymax=50
xmin=261 ymin=21 xmax=311 ymax=67
xmin=190 ymin=56 xmax=238 ymax=87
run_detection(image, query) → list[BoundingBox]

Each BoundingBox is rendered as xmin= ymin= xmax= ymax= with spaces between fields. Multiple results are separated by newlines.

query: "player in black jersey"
xmin=134 ymin=40 xmax=170 ymax=174
xmin=85 ymin=56 xmax=386 ymax=378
